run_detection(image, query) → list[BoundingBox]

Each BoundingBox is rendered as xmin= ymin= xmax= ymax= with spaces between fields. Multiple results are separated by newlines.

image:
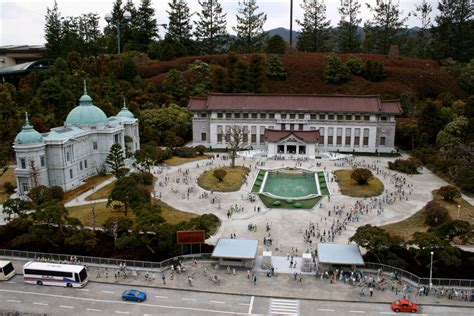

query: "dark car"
xmin=122 ymin=289 xmax=147 ymax=302
xmin=391 ymin=299 xmax=418 ymax=313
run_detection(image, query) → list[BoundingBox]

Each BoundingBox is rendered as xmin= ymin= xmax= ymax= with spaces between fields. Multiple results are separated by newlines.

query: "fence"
xmin=365 ymin=262 xmax=474 ymax=288
xmin=0 ymin=249 xmax=214 ymax=272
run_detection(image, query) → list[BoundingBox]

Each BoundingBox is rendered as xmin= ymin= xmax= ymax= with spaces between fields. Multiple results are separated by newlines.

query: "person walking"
xmin=162 ymin=274 xmax=166 ymax=285
xmin=369 ymin=287 xmax=374 ymax=297
xmin=253 ymin=274 xmax=257 ymax=285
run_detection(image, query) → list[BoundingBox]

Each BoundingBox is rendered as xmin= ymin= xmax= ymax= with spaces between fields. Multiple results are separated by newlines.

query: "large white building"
xmin=188 ymin=94 xmax=402 ymax=157
xmin=13 ymin=84 xmax=139 ymax=195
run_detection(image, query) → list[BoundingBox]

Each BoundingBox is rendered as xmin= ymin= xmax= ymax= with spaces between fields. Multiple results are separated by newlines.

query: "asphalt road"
xmin=0 ymin=275 xmax=472 ymax=316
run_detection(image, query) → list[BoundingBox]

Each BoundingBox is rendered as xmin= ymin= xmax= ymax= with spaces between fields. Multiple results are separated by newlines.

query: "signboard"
xmin=176 ymin=230 xmax=205 ymax=244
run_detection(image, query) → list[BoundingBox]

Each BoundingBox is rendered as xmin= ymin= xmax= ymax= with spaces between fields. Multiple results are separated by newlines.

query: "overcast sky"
xmin=1 ymin=0 xmax=440 ymax=46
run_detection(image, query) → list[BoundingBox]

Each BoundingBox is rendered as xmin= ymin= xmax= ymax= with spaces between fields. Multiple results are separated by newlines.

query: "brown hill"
xmin=137 ymin=52 xmax=463 ymax=100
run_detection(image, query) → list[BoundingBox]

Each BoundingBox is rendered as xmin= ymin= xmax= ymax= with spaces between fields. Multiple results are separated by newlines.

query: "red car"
xmin=391 ymin=299 xmax=418 ymax=313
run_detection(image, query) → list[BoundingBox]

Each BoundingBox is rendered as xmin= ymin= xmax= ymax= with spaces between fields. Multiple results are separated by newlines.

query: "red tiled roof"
xmin=264 ymin=129 xmax=320 ymax=143
xmin=381 ymin=100 xmax=403 ymax=114
xmin=188 ymin=94 xmax=402 ymax=114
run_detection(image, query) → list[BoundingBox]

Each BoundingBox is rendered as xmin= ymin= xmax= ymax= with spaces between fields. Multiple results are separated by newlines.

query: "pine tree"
xmin=104 ymin=0 xmax=125 ymax=53
xmin=121 ymin=0 xmax=137 ymax=51
xmin=167 ymin=0 xmax=193 ymax=43
xmin=44 ymin=0 xmax=63 ymax=58
xmin=106 ymin=143 xmax=126 ymax=178
xmin=233 ymin=0 xmax=267 ymax=53
xmin=133 ymin=0 xmax=157 ymax=53
xmin=337 ymin=0 xmax=361 ymax=52
xmin=296 ymin=0 xmax=331 ymax=52
xmin=266 ymin=55 xmax=288 ymax=80
xmin=247 ymin=55 xmax=266 ymax=93
xmin=412 ymin=0 xmax=432 ymax=58
xmin=433 ymin=0 xmax=473 ymax=62
xmin=364 ymin=0 xmax=407 ymax=54
xmin=194 ymin=0 xmax=228 ymax=55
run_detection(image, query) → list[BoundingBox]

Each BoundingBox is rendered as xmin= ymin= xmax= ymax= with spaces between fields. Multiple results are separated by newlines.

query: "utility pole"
xmin=290 ymin=0 xmax=294 ymax=46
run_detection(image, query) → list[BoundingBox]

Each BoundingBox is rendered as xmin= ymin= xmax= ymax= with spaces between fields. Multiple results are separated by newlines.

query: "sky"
xmin=0 ymin=0 xmax=440 ymax=46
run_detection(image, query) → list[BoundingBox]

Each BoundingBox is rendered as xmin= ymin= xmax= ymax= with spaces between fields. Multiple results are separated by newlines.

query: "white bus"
xmin=23 ymin=261 xmax=88 ymax=288
xmin=0 ymin=261 xmax=15 ymax=281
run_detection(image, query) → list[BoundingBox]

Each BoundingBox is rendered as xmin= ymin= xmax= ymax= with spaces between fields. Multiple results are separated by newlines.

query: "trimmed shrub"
xmin=174 ymin=147 xmax=197 ymax=158
xmin=387 ymin=158 xmax=421 ymax=174
xmin=351 ymin=168 xmax=373 ymax=185
xmin=364 ymin=60 xmax=386 ymax=82
xmin=346 ymin=56 xmax=365 ymax=76
xmin=195 ymin=145 xmax=207 ymax=155
xmin=437 ymin=185 xmax=461 ymax=202
xmin=424 ymin=201 xmax=451 ymax=227
xmin=213 ymin=169 xmax=227 ymax=182
xmin=323 ymin=53 xmax=351 ymax=85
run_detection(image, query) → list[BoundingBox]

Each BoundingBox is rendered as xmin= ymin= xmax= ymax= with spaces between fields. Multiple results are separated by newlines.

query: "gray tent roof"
xmin=212 ymin=239 xmax=259 ymax=260
xmin=317 ymin=243 xmax=364 ymax=265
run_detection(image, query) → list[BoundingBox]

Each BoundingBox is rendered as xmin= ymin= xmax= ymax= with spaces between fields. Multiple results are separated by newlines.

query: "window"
xmin=251 ymin=113 xmax=258 ymax=119
xmin=337 ymin=115 xmax=343 ymax=120
xmin=319 ymin=127 xmax=324 ymax=144
xmin=114 ymin=134 xmax=119 ymax=144
xmin=363 ymin=128 xmax=369 ymax=146
xmin=20 ymin=158 xmax=26 ymax=169
xmin=260 ymin=113 xmax=266 ymax=119
xmin=290 ymin=124 xmax=294 ymax=130
xmin=354 ymin=128 xmax=360 ymax=146
xmin=328 ymin=127 xmax=334 ymax=146
xmin=225 ymin=126 xmax=231 ymax=142
xmin=380 ymin=136 xmax=386 ymax=146
xmin=217 ymin=113 xmax=223 ymax=119
xmin=93 ymin=142 xmax=98 ymax=150
xmin=260 ymin=126 xmax=265 ymax=144
xmin=200 ymin=113 xmax=207 ymax=118
xmin=336 ymin=128 xmax=342 ymax=145
xmin=217 ymin=125 xmax=223 ymax=143
xmin=281 ymin=113 xmax=287 ymax=119
xmin=84 ymin=160 xmax=88 ymax=168
xmin=24 ymin=269 xmax=72 ymax=278
xmin=40 ymin=156 xmax=45 ymax=167
xmin=280 ymin=124 xmax=286 ymax=130
xmin=328 ymin=114 xmax=334 ymax=120
xmin=289 ymin=113 xmax=295 ymax=119
xmin=66 ymin=151 xmax=70 ymax=162
xmin=345 ymin=129 xmax=351 ymax=146
xmin=243 ymin=126 xmax=249 ymax=143
xmin=298 ymin=113 xmax=304 ymax=119
xmin=69 ymin=169 xmax=73 ymax=179
xmin=251 ymin=134 xmax=257 ymax=143
xmin=355 ymin=115 xmax=361 ymax=121
xmin=243 ymin=113 xmax=249 ymax=119
xmin=381 ymin=116 xmax=387 ymax=121
xmin=79 ymin=161 xmax=83 ymax=170
xmin=319 ymin=114 xmax=326 ymax=120
xmin=346 ymin=115 xmax=352 ymax=120
xmin=310 ymin=114 xmax=316 ymax=120
xmin=251 ymin=126 xmax=257 ymax=144
xmin=234 ymin=113 xmax=241 ymax=119
xmin=364 ymin=115 xmax=370 ymax=121
xmin=299 ymin=124 xmax=304 ymax=130
xmin=201 ymin=133 xmax=207 ymax=141
xmin=269 ymin=113 xmax=275 ymax=119
xmin=22 ymin=183 xmax=29 ymax=193
xmin=225 ymin=113 xmax=232 ymax=119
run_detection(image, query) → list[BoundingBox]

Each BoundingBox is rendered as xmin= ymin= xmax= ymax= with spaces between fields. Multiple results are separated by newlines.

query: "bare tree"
xmin=29 ymin=160 xmax=39 ymax=187
xmin=225 ymin=125 xmax=249 ymax=168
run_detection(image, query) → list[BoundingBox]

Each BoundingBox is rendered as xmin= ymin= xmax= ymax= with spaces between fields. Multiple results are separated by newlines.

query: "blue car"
xmin=122 ymin=289 xmax=147 ymax=302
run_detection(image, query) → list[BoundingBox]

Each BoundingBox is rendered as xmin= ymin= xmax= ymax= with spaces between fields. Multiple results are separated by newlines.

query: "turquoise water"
xmin=263 ymin=171 xmax=318 ymax=198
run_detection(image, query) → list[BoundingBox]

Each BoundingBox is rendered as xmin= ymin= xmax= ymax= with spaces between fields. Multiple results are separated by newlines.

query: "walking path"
xmin=64 ymin=176 xmax=116 ymax=207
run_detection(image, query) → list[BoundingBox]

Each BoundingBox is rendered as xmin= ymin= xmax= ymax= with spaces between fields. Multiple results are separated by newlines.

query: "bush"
xmin=195 ymin=145 xmax=207 ymax=155
xmin=364 ymin=60 xmax=386 ymax=82
xmin=3 ymin=182 xmax=15 ymax=194
xmin=346 ymin=56 xmax=365 ymax=76
xmin=265 ymin=35 xmax=286 ymax=54
xmin=350 ymin=168 xmax=373 ymax=185
xmin=266 ymin=55 xmax=288 ymax=80
xmin=129 ymin=172 xmax=154 ymax=186
xmin=424 ymin=201 xmax=451 ymax=227
xmin=50 ymin=186 xmax=64 ymax=200
xmin=213 ymin=169 xmax=227 ymax=182
xmin=437 ymin=185 xmax=460 ymax=202
xmin=156 ymin=148 xmax=173 ymax=163
xmin=387 ymin=158 xmax=421 ymax=174
xmin=323 ymin=53 xmax=351 ymax=85
xmin=174 ymin=147 xmax=197 ymax=158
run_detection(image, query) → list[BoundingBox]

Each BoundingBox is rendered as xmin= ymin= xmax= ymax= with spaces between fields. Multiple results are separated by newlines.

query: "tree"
xmin=50 ymin=186 xmax=64 ymax=201
xmin=409 ymin=231 xmax=461 ymax=268
xmin=213 ymin=169 xmax=227 ymax=182
xmin=436 ymin=116 xmax=469 ymax=150
xmin=3 ymin=198 xmax=28 ymax=221
xmin=437 ymin=185 xmax=461 ymax=202
xmin=247 ymin=55 xmax=266 ymax=93
xmin=345 ymin=56 xmax=365 ymax=76
xmin=233 ymin=0 xmax=267 ymax=53
xmin=350 ymin=224 xmax=392 ymax=253
xmin=106 ymin=143 xmax=126 ymax=178
xmin=64 ymin=229 xmax=97 ymax=253
xmin=424 ymin=201 xmax=451 ymax=227
xmin=364 ymin=0 xmax=407 ymax=54
xmin=225 ymin=126 xmax=250 ymax=168
xmin=351 ymin=168 xmax=373 ymax=185
xmin=134 ymin=203 xmax=165 ymax=232
xmin=188 ymin=60 xmax=211 ymax=96
xmin=162 ymin=69 xmax=188 ymax=104
xmin=194 ymin=0 xmax=228 ymax=55
xmin=265 ymin=35 xmax=286 ymax=54
xmin=33 ymin=200 xmax=70 ymax=233
xmin=322 ymin=53 xmax=351 ymax=84
xmin=133 ymin=0 xmax=158 ymax=52
xmin=296 ymin=0 xmax=331 ymax=52
xmin=363 ymin=60 xmax=386 ymax=81
xmin=412 ymin=0 xmax=432 ymax=58
xmin=433 ymin=0 xmax=473 ymax=62
xmin=44 ymin=0 xmax=63 ymax=58
xmin=108 ymin=176 xmax=150 ymax=217
xmin=430 ymin=220 xmax=473 ymax=243
xmin=337 ymin=0 xmax=362 ymax=52
xmin=27 ymin=185 xmax=53 ymax=208
xmin=135 ymin=143 xmax=160 ymax=172
xmin=417 ymin=100 xmax=443 ymax=146
xmin=167 ymin=0 xmax=193 ymax=45
xmin=266 ymin=55 xmax=288 ymax=80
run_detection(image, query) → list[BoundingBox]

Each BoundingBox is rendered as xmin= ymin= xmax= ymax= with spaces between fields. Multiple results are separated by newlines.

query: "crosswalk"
xmin=269 ymin=298 xmax=299 ymax=315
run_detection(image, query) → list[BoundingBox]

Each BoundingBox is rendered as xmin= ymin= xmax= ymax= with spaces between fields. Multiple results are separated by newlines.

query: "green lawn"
xmin=259 ymin=194 xmax=321 ymax=209
xmin=164 ymin=155 xmax=208 ymax=166
xmin=0 ymin=166 xmax=16 ymax=203
xmin=64 ymin=174 xmax=112 ymax=202
xmin=334 ymin=169 xmax=384 ymax=197
xmin=198 ymin=166 xmax=250 ymax=192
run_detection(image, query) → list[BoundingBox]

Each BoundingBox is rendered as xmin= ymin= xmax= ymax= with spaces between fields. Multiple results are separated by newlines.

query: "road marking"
xmin=239 ymin=303 xmax=250 ymax=306
xmin=248 ymin=296 xmax=254 ymax=314
xmin=33 ymin=302 xmax=48 ymax=306
xmin=379 ymin=313 xmax=397 ymax=315
xmin=269 ymin=298 xmax=298 ymax=315
xmin=210 ymin=300 xmax=225 ymax=304
xmin=7 ymin=300 xmax=21 ymax=303
xmin=318 ymin=309 xmax=334 ymax=312
xmin=6 ymin=281 xmax=16 ymax=284
xmin=59 ymin=305 xmax=74 ymax=309
xmin=0 ymin=289 xmax=248 ymax=315
xmin=76 ymin=289 xmax=90 ymax=292
xmin=87 ymin=308 xmax=102 ymax=312
xmin=101 ymin=290 xmax=115 ymax=294
xmin=182 ymin=298 xmax=197 ymax=301
xmin=115 ymin=312 xmax=129 ymax=314
xmin=154 ymin=295 xmax=168 ymax=299
xmin=349 ymin=311 xmax=366 ymax=314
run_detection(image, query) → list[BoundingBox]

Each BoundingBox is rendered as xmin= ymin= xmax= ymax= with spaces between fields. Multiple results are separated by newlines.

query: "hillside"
xmin=137 ymin=52 xmax=463 ymax=100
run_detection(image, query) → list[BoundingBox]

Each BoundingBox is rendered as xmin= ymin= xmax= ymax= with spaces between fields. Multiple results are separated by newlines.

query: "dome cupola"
xmin=116 ymin=99 xmax=135 ymax=119
xmin=65 ymin=80 xmax=107 ymax=126
xmin=14 ymin=112 xmax=43 ymax=145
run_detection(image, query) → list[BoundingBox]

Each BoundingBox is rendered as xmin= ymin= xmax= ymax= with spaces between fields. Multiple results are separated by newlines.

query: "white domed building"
xmin=13 ymin=82 xmax=140 ymax=195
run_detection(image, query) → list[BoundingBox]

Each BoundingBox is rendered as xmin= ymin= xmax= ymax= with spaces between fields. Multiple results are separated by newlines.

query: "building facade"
xmin=13 ymin=84 xmax=139 ymax=195
xmin=188 ymin=94 xmax=402 ymax=157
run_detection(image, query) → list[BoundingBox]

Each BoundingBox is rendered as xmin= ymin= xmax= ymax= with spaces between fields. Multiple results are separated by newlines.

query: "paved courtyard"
xmin=152 ymin=153 xmax=449 ymax=255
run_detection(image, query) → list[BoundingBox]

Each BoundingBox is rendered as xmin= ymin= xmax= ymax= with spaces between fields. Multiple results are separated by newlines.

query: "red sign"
xmin=176 ymin=230 xmax=205 ymax=244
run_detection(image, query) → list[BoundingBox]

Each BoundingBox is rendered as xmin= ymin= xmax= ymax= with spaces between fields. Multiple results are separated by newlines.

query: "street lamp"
xmin=429 ymin=251 xmax=434 ymax=290
xmin=105 ymin=11 xmax=132 ymax=54
xmin=457 ymin=204 xmax=461 ymax=220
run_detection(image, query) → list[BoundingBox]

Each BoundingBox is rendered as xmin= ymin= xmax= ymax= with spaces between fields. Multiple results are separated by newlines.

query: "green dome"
xmin=116 ymin=99 xmax=134 ymax=119
xmin=65 ymin=81 xmax=107 ymax=126
xmin=15 ymin=113 xmax=43 ymax=145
